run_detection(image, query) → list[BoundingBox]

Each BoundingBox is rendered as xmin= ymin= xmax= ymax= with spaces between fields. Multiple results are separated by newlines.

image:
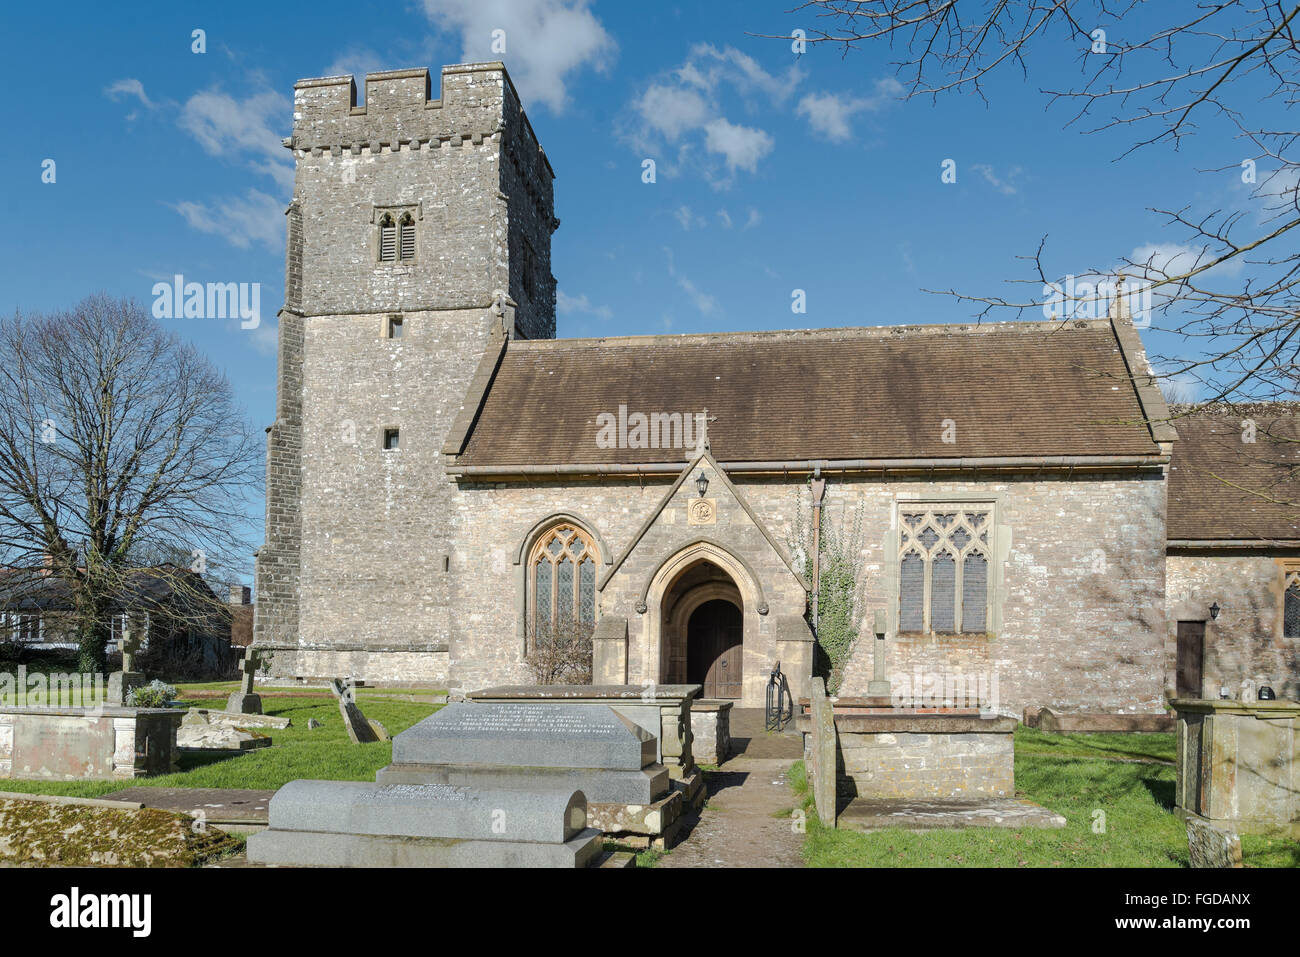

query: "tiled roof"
xmin=455 ymin=320 xmax=1163 ymax=467
xmin=1167 ymin=405 xmax=1300 ymax=542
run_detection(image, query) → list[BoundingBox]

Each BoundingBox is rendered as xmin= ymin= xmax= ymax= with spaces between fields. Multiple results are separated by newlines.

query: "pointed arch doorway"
xmin=658 ymin=552 xmax=747 ymax=699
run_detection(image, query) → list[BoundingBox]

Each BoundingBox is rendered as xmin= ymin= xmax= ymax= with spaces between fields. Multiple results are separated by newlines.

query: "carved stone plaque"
xmin=687 ymin=498 xmax=717 ymax=525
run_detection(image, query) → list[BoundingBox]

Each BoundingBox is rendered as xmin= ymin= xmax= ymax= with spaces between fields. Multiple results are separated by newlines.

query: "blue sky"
xmin=0 ymin=1 xmax=1286 ymax=581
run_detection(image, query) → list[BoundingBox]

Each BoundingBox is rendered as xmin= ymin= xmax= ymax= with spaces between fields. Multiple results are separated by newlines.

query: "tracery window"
xmin=530 ymin=524 xmax=598 ymax=638
xmin=899 ymin=507 xmax=991 ymax=634
xmin=1285 ymin=572 xmax=1300 ymax=640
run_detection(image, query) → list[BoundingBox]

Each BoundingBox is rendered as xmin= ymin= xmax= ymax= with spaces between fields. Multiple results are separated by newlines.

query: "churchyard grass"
xmin=0 ymin=687 xmax=441 ymax=799
xmin=792 ymin=728 xmax=1300 ymax=868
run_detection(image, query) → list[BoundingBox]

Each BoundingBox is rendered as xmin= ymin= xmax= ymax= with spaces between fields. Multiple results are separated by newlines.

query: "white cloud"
xmin=663 ymin=246 xmax=718 ymax=315
xmin=674 ymin=43 xmax=802 ymax=103
xmin=170 ymin=189 xmax=285 ymax=251
xmin=797 ymin=79 xmax=901 ymax=142
xmin=179 ymin=88 xmax=293 ymax=192
xmin=323 ymin=47 xmax=390 ymax=81
xmin=972 ymin=163 xmax=1023 ymax=196
xmin=674 ymin=205 xmax=708 ymax=231
xmin=557 ymin=289 xmax=613 ymax=320
xmin=1128 ymin=241 xmax=1245 ymax=283
xmin=626 ymin=45 xmax=797 ymax=186
xmin=634 ymin=84 xmax=711 ymax=140
xmin=104 ymin=78 xmax=156 ymax=110
xmin=422 ymin=0 xmax=615 ymax=112
xmin=702 ymin=119 xmax=774 ymax=174
xmin=678 ymin=277 xmax=717 ymax=315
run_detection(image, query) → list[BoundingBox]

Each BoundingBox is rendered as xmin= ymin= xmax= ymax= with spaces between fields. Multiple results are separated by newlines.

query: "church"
xmin=253 ymin=62 xmax=1300 ymax=714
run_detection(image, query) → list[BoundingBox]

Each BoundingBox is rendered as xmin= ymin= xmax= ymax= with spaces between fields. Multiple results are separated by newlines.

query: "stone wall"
xmin=800 ymin=712 xmax=1017 ymax=801
xmin=1166 ymin=551 xmax=1299 ymax=699
xmin=745 ymin=471 xmax=1169 ymax=717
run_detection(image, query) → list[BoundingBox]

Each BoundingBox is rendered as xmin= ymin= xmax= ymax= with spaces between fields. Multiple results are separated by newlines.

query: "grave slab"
xmin=375 ymin=761 xmax=668 ymax=805
xmin=246 ymin=780 xmax=599 ymax=868
xmin=392 ymin=701 xmax=656 ymax=771
xmin=837 ymin=797 xmax=1067 ymax=832
xmin=262 ymin=779 xmax=586 ymax=844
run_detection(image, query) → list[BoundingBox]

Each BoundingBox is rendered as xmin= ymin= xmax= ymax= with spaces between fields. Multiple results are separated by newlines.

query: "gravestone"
xmin=329 ymin=678 xmax=389 ymax=743
xmin=107 ymin=622 xmax=145 ymax=706
xmin=246 ymin=781 xmax=600 ymax=868
xmin=177 ymin=710 xmax=271 ymax=752
xmin=1186 ymin=816 xmax=1243 ymax=868
xmin=809 ymin=677 xmax=837 ymax=827
xmin=225 ymin=649 xmax=263 ymax=715
xmin=378 ymin=702 xmax=664 ymax=804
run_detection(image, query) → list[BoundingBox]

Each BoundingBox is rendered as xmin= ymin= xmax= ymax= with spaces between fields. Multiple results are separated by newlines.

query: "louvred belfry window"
xmin=899 ymin=508 xmax=992 ymax=634
xmin=1285 ymin=573 xmax=1300 ymax=639
xmin=398 ymin=213 xmax=415 ymax=261
xmin=530 ymin=525 xmax=598 ymax=639
xmin=378 ymin=214 xmax=396 ymax=262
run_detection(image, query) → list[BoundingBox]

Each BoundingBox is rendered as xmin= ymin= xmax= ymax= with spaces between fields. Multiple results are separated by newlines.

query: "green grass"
xmin=791 ymin=729 xmax=1300 ymax=868
xmin=0 ymin=690 xmax=441 ymax=799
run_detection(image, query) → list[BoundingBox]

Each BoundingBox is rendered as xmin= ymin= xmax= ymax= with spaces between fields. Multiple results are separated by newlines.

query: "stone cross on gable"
xmin=695 ymin=408 xmax=718 ymax=455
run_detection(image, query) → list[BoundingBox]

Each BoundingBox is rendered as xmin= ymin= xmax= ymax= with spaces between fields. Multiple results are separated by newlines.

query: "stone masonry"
xmin=254 ymin=59 xmax=1283 ymax=717
xmin=255 ymin=63 xmax=557 ymax=681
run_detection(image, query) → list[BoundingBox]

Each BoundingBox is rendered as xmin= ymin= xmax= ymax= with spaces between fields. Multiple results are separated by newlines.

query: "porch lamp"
xmin=1209 ymin=601 xmax=1220 ymax=621
xmin=695 ymin=470 xmax=709 ymax=497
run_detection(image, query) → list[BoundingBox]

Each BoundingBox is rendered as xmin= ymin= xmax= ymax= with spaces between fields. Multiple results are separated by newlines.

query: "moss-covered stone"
xmin=0 ymin=798 xmax=241 ymax=867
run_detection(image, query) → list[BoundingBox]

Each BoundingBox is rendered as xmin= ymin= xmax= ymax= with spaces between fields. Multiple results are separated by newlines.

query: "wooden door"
xmin=687 ymin=599 xmax=743 ymax=699
xmin=1176 ymin=620 xmax=1205 ymax=699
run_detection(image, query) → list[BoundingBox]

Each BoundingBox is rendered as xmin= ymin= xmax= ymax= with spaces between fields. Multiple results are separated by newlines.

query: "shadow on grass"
xmin=1142 ymin=776 xmax=1177 ymax=810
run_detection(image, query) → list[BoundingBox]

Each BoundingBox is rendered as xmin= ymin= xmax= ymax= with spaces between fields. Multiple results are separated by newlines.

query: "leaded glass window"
xmin=899 ymin=506 xmax=993 ymax=634
xmin=530 ymin=524 xmax=600 ymax=638
xmin=1285 ymin=574 xmax=1300 ymax=640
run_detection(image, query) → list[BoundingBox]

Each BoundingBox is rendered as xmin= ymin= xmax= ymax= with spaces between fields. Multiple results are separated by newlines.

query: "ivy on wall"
xmin=788 ymin=484 xmax=866 ymax=694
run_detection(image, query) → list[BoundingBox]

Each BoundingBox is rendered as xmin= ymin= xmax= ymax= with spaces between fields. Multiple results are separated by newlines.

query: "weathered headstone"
xmin=1186 ymin=816 xmax=1243 ymax=868
xmin=809 ymin=677 xmax=837 ymax=827
xmin=329 ymin=678 xmax=388 ymax=743
xmin=225 ymin=649 xmax=263 ymax=715
xmin=246 ymin=781 xmax=600 ymax=868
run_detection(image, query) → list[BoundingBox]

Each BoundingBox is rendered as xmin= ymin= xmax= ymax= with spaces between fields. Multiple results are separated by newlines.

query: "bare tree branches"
xmin=0 ymin=295 xmax=261 ymax=670
xmin=759 ymin=1 xmax=1299 ymax=412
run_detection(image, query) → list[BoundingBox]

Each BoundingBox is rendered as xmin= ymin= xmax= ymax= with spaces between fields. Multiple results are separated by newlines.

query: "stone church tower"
xmin=254 ymin=63 xmax=557 ymax=681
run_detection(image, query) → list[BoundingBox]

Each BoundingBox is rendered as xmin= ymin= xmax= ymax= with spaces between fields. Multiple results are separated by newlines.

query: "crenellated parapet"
xmin=290 ymin=62 xmax=553 ymax=185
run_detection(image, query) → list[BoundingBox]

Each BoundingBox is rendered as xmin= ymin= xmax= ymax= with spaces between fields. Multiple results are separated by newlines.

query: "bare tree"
xmin=525 ymin=617 xmax=594 ymax=685
xmin=757 ymin=1 xmax=1299 ymax=505
xmin=0 ymin=295 xmax=261 ymax=671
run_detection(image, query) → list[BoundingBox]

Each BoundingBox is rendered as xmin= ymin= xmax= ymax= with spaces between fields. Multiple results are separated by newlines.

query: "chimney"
xmin=229 ymin=585 xmax=251 ymax=605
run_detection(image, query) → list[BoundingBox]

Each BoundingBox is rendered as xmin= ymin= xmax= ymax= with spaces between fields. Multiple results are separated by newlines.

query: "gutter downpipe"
xmin=810 ymin=467 xmax=825 ymax=627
